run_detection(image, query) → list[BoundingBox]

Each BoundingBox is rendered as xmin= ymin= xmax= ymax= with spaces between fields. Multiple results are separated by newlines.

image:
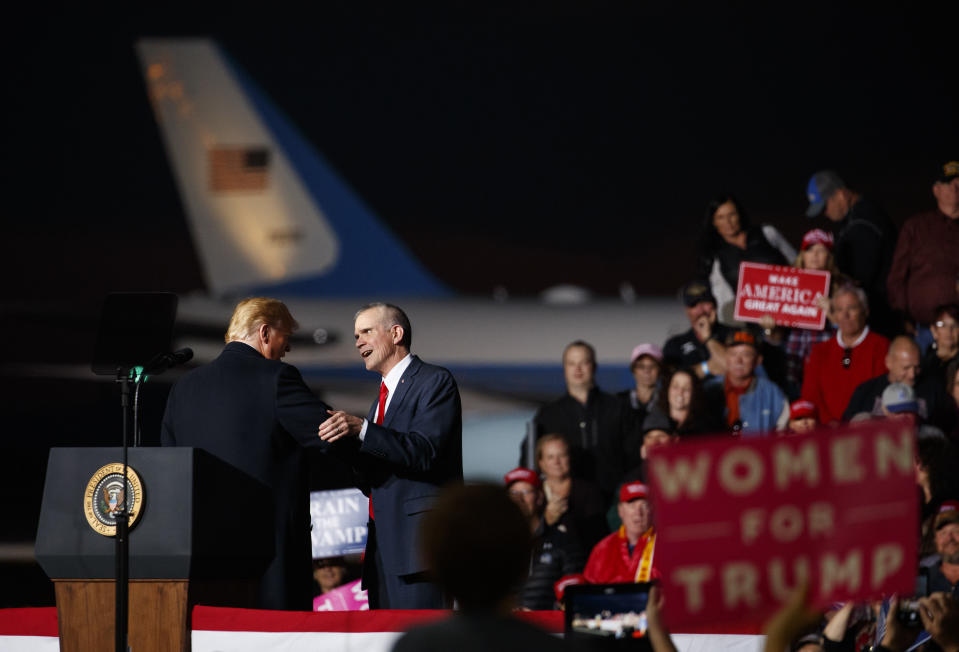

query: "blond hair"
xmin=224 ymin=297 xmax=299 ymax=343
xmin=793 ymin=248 xmax=840 ymax=275
xmin=534 ymin=433 xmax=568 ymax=473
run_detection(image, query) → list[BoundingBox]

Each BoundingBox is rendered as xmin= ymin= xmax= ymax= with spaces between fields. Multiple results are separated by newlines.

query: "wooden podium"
xmin=35 ymin=447 xmax=274 ymax=652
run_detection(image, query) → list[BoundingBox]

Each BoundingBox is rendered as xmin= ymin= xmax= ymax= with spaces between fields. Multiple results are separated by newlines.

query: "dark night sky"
xmin=6 ymin=4 xmax=957 ymax=303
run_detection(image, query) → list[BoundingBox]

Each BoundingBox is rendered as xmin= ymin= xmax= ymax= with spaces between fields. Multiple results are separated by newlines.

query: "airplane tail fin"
xmin=135 ymin=38 xmax=450 ymax=298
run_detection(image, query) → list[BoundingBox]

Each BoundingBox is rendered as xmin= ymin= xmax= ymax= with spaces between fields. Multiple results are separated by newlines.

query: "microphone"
xmin=143 ymin=348 xmax=194 ymax=375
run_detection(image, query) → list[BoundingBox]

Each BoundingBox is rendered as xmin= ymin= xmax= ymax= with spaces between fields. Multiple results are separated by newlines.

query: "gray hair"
xmin=832 ymin=284 xmax=869 ymax=315
xmin=354 ymin=302 xmax=412 ymax=349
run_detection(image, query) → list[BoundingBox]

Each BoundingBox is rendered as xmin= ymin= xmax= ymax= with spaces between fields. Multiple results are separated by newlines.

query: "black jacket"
xmin=553 ymin=479 xmax=609 ymax=553
xmin=523 ymin=387 xmax=633 ymax=498
xmin=517 ymin=518 xmax=585 ymax=610
xmin=842 ymin=373 xmax=944 ymax=426
xmin=697 ymin=225 xmax=791 ymax=291
xmin=161 ymin=342 xmax=341 ymax=610
xmin=662 ymin=323 xmax=735 ymax=372
xmin=835 ymin=197 xmax=898 ymax=333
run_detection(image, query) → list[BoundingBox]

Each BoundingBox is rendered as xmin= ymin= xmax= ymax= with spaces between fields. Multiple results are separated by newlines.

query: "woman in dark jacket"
xmin=921 ymin=303 xmax=959 ymax=387
xmin=697 ymin=194 xmax=796 ymax=324
xmin=535 ymin=433 xmax=609 ymax=553
xmin=644 ymin=368 xmax=722 ymax=437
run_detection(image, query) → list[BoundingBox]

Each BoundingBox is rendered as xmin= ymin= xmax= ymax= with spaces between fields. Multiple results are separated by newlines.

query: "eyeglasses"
xmin=508 ymin=488 xmax=537 ymax=498
xmin=842 ymin=347 xmax=852 ymax=369
xmin=934 ymin=320 xmax=958 ymax=330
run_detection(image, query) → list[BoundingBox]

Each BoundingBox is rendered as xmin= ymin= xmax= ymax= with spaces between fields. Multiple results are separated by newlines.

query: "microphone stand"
xmin=89 ymin=291 xmax=180 ymax=652
xmin=114 ymin=366 xmax=133 ymax=652
xmin=111 ymin=351 xmax=186 ymax=651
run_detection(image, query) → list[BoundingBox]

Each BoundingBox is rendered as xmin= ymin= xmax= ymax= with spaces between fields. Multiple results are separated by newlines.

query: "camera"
xmin=896 ymin=568 xmax=929 ymax=626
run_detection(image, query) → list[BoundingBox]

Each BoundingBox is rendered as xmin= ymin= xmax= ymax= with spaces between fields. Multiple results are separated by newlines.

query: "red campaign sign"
xmin=733 ymin=262 xmax=831 ymax=330
xmin=647 ymin=422 xmax=917 ymax=630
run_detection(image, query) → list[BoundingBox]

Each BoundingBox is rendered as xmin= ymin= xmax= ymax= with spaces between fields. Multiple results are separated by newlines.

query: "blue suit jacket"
xmin=358 ymin=355 xmax=463 ymax=576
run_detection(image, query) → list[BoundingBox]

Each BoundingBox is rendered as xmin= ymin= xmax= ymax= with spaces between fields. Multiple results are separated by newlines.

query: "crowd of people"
xmin=282 ymin=162 xmax=959 ymax=650
xmin=157 ymin=161 xmax=959 ymax=647
xmin=496 ymin=163 xmax=959 ymax=648
xmin=392 ymin=484 xmax=959 ymax=652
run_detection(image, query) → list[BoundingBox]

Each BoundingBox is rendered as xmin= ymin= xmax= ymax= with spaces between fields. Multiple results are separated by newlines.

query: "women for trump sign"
xmin=733 ymin=262 xmax=830 ymax=330
xmin=646 ymin=422 xmax=917 ymax=629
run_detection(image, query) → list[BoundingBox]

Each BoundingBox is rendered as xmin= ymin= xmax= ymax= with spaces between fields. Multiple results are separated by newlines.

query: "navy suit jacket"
xmin=358 ymin=355 xmax=463 ymax=577
xmin=160 ymin=341 xmax=339 ymax=610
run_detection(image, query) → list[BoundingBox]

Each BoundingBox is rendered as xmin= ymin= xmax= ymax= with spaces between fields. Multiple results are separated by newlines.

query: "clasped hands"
xmin=544 ymin=496 xmax=568 ymax=526
xmin=318 ymin=410 xmax=364 ymax=442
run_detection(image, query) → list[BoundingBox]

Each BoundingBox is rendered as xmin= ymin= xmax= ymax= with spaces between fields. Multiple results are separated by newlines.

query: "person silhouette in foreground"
xmin=393 ymin=483 xmax=681 ymax=652
xmin=392 ymin=483 xmax=572 ymax=651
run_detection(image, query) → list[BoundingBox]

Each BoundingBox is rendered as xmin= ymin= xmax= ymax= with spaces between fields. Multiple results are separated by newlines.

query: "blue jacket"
xmin=709 ymin=374 xmax=789 ymax=435
xmin=357 ymin=355 xmax=463 ymax=576
xmin=739 ymin=376 xmax=788 ymax=435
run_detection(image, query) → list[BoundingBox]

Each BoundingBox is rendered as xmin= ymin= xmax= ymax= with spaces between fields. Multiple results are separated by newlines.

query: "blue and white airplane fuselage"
xmin=136 ymin=38 xmax=687 ymax=477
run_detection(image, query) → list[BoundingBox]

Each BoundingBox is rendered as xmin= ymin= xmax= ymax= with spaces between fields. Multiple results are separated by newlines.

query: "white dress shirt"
xmin=359 ymin=353 xmax=413 ymax=441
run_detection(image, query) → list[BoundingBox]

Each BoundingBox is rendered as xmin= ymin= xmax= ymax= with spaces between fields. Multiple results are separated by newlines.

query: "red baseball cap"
xmin=789 ymin=400 xmax=817 ymax=421
xmin=619 ymin=481 xmax=648 ymax=503
xmin=504 ymin=467 xmax=541 ymax=488
xmin=554 ymin=574 xmax=586 ymax=602
xmin=801 ymin=228 xmax=834 ymax=251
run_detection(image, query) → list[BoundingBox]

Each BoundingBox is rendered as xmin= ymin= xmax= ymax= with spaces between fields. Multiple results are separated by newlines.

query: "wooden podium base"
xmin=55 ymin=579 xmax=189 ymax=652
xmin=53 ymin=578 xmax=259 ymax=652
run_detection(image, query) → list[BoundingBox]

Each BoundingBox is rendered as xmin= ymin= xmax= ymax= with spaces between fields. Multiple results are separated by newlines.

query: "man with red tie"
xmin=319 ymin=303 xmax=463 ymax=609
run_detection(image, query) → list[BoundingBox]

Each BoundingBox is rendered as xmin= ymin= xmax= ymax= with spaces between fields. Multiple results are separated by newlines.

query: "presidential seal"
xmin=83 ymin=463 xmax=144 ymax=536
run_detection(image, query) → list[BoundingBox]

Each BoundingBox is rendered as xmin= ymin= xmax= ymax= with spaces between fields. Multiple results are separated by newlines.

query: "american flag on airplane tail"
xmin=208 ymin=147 xmax=270 ymax=192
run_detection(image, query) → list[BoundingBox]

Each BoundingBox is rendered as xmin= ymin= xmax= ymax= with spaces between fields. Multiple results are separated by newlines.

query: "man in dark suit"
xmin=318 ymin=303 xmax=463 ymax=609
xmin=161 ymin=297 xmax=341 ymax=611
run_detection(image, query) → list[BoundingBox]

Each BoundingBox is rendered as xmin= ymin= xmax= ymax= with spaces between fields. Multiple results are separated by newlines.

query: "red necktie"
xmin=375 ymin=382 xmax=388 ymax=425
xmin=369 ymin=382 xmax=389 ymax=521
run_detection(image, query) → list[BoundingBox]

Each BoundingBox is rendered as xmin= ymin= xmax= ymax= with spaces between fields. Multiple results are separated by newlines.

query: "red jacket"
xmin=583 ymin=526 xmax=659 ymax=584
